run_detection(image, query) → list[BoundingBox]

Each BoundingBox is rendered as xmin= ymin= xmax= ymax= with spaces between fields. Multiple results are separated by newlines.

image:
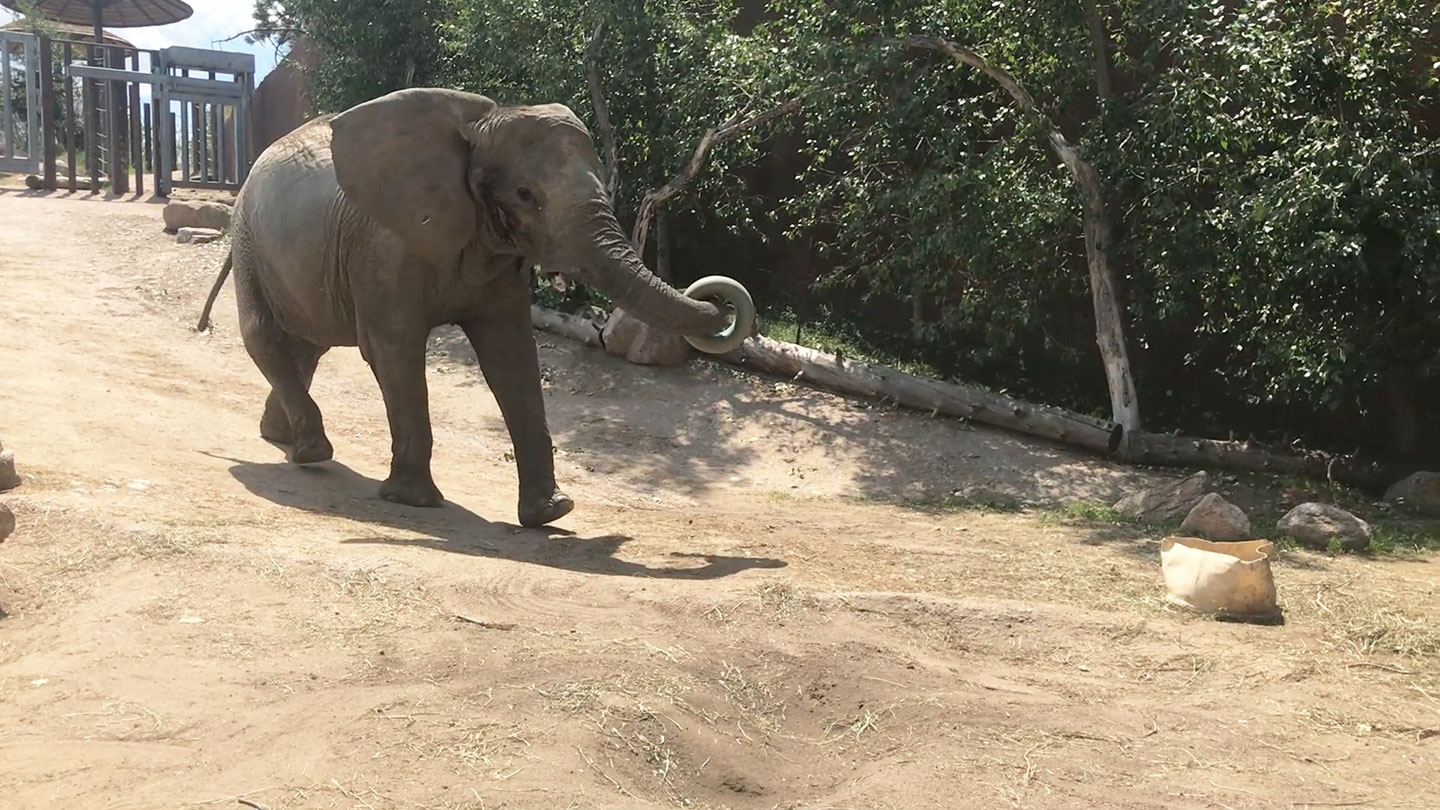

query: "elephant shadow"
xmin=224 ymin=457 xmax=786 ymax=580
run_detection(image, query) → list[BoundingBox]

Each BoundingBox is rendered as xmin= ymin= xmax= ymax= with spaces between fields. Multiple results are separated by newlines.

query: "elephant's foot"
xmin=519 ymin=488 xmax=574 ymax=528
xmin=289 ymin=433 xmax=334 ymax=465
xmin=380 ymin=472 xmax=444 ymax=508
xmin=259 ymin=401 xmax=295 ymax=445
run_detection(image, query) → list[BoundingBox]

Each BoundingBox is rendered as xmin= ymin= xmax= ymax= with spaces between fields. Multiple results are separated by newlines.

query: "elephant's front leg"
xmin=461 ymin=284 xmax=574 ymax=528
xmin=358 ymin=321 xmax=444 ymax=508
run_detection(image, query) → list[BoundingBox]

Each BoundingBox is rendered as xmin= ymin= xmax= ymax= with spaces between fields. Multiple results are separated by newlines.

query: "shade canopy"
xmin=0 ymin=19 xmax=134 ymax=47
xmin=0 ymin=0 xmax=193 ymax=29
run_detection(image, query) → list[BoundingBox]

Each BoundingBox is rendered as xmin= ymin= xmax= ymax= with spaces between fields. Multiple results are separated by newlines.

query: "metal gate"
xmin=0 ymin=30 xmax=41 ymax=175
xmin=155 ymin=46 xmax=255 ymax=192
xmin=66 ymin=44 xmax=255 ymax=196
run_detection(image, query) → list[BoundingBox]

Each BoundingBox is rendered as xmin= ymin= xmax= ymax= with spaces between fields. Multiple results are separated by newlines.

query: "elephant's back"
xmin=249 ymin=114 xmax=338 ymax=177
xmin=236 ymin=115 xmax=342 ymax=244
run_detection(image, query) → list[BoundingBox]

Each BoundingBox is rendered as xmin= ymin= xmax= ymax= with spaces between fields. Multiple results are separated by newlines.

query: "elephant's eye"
xmin=516 ymin=187 xmax=537 ymax=205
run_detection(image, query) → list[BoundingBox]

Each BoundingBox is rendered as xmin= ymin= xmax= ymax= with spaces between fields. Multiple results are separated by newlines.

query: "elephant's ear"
xmin=329 ymin=88 xmax=499 ymax=265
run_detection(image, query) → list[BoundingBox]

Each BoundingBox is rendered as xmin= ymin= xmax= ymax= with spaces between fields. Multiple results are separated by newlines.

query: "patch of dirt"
xmin=1 ymin=191 xmax=1437 ymax=809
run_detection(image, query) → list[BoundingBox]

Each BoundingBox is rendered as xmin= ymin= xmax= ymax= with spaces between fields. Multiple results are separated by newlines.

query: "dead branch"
xmin=585 ymin=21 xmax=620 ymax=202
xmin=630 ymin=97 xmax=802 ymax=252
xmin=907 ymin=35 xmax=1142 ymax=452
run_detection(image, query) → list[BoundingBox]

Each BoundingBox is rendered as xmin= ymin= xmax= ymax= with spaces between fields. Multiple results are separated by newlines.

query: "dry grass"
xmin=0 ymin=499 xmax=230 ymax=611
xmin=705 ymin=578 xmax=817 ymax=624
xmin=369 ymin=696 xmax=529 ymax=771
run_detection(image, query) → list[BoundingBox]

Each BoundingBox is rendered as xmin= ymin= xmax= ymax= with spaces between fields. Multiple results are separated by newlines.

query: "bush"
xmin=252 ymin=0 xmax=1440 ymax=457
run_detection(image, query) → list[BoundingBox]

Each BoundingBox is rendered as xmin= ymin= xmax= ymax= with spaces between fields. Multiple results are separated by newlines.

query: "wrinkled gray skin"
xmin=216 ymin=88 xmax=730 ymax=527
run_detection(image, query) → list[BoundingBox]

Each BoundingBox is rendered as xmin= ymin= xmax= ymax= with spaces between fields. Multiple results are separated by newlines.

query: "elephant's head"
xmin=328 ymin=87 xmax=752 ymax=352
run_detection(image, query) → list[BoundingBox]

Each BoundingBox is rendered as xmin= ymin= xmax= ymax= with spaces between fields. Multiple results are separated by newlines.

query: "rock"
xmin=1179 ymin=492 xmax=1252 ymax=541
xmin=1114 ymin=471 xmax=1210 ymax=524
xmin=601 ymin=308 xmax=691 ymax=366
xmin=0 ymin=441 xmax=18 ymax=492
xmin=176 ymin=227 xmax=223 ymax=245
xmin=1277 ymin=502 xmax=1372 ymax=552
xmin=1383 ymin=471 xmax=1440 ymax=515
xmin=0 ymin=502 xmax=13 ymax=544
xmin=24 ymin=174 xmax=43 ymax=190
xmin=163 ymin=199 xmax=231 ymax=232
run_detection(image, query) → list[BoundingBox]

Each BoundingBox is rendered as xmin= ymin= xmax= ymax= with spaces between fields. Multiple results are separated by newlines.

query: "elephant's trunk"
xmin=566 ymin=202 xmax=730 ymax=336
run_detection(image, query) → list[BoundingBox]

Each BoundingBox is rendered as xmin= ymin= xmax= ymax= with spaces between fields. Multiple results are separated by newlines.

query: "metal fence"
xmin=1 ymin=30 xmax=255 ymax=196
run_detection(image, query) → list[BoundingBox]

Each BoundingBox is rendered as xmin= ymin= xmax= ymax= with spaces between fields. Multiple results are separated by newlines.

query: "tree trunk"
xmin=720 ymin=334 xmax=1123 ymax=454
xmin=655 ymin=207 xmax=673 ymax=282
xmin=1082 ymin=0 xmax=1115 ymax=100
xmin=584 ymin=21 xmax=620 ymax=201
xmin=908 ymin=35 xmax=1142 ymax=452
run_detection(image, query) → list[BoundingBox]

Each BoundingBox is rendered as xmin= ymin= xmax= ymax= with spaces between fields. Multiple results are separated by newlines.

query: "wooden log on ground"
xmin=530 ymin=305 xmax=602 ymax=348
xmin=527 ymin=307 xmax=1403 ymax=489
xmin=716 ymin=334 xmax=1123 ymax=454
xmin=1128 ymin=432 xmax=1394 ymax=491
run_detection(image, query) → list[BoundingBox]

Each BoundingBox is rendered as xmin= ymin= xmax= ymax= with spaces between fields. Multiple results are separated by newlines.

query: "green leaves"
xmin=256 ymin=0 xmax=1439 ymax=453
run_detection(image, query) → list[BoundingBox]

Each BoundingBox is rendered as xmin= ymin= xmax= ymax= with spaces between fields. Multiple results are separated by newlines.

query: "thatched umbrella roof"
xmin=0 ymin=0 xmax=192 ymax=30
xmin=1 ymin=19 xmax=134 ymax=48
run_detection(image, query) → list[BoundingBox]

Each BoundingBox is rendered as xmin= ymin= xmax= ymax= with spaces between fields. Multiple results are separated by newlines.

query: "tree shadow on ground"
xmin=428 ymin=326 xmax=1158 ymax=507
xmin=224 ymin=455 xmax=786 ymax=580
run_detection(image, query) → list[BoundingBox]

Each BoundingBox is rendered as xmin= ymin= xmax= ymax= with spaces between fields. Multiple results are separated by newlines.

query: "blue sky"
xmin=1 ymin=1 xmax=283 ymax=80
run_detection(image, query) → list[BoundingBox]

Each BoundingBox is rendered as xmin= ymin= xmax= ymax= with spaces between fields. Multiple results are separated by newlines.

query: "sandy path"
xmin=0 ymin=190 xmax=1436 ymax=810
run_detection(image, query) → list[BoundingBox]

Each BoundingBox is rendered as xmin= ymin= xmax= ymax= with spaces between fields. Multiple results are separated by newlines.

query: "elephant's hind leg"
xmin=235 ymin=267 xmax=334 ymax=465
xmin=260 ymin=343 xmax=328 ymax=444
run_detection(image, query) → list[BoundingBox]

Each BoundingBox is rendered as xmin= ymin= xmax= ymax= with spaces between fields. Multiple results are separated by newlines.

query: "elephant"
xmin=196 ymin=87 xmax=755 ymax=527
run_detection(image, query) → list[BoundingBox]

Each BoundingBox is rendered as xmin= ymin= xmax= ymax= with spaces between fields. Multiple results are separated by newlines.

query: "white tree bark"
xmin=908 ymin=36 xmax=1142 ymax=453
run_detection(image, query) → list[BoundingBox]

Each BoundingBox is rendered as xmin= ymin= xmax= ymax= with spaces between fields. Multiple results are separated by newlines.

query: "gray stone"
xmin=1277 ymin=502 xmax=1372 ymax=552
xmin=1114 ymin=471 xmax=1210 ymax=525
xmin=163 ymin=199 xmax=232 ymax=232
xmin=177 ymin=227 xmax=223 ymax=245
xmin=0 ymin=442 xmax=17 ymax=492
xmin=1383 ymin=471 xmax=1440 ymax=516
xmin=0 ymin=502 xmax=13 ymax=544
xmin=1180 ymin=492 xmax=1252 ymax=541
xmin=601 ymin=308 xmax=691 ymax=366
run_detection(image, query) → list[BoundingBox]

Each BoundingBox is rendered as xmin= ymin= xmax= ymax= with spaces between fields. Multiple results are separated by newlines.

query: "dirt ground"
xmin=0 ymin=187 xmax=1436 ymax=810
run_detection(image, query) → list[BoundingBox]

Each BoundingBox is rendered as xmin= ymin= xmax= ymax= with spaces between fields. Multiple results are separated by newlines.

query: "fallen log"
xmin=717 ymin=334 xmax=1123 ymax=454
xmin=1128 ymin=432 xmax=1395 ymax=491
xmin=530 ymin=305 xmax=602 ymax=348
xmin=527 ymin=307 xmax=1403 ymax=490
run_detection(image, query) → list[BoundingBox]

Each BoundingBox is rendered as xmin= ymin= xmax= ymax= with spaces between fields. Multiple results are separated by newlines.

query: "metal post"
xmin=1 ymin=37 xmax=12 ymax=162
xmin=129 ymin=50 xmax=142 ymax=195
xmin=64 ymin=41 xmax=76 ymax=191
xmin=41 ymin=36 xmax=56 ymax=189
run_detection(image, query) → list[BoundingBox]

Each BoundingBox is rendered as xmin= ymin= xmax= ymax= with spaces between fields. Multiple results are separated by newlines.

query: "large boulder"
xmin=1179 ymin=492 xmax=1252 ymax=541
xmin=601 ymin=308 xmax=691 ymax=366
xmin=0 ymin=438 xmax=18 ymax=492
xmin=163 ymin=199 xmax=232 ymax=233
xmin=1114 ymin=471 xmax=1210 ymax=525
xmin=0 ymin=502 xmax=13 ymax=544
xmin=1277 ymin=503 xmax=1372 ymax=552
xmin=1383 ymin=472 xmax=1440 ymax=516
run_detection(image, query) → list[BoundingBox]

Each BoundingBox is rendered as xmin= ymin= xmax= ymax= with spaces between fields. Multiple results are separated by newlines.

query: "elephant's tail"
xmin=196 ymin=251 xmax=233 ymax=333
